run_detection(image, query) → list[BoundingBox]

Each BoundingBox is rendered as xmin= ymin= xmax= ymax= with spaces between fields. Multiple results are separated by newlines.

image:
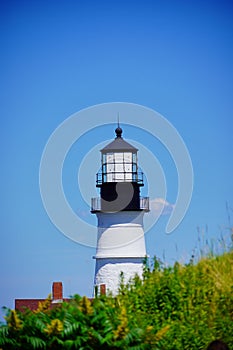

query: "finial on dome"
xmin=115 ymin=113 xmax=122 ymax=138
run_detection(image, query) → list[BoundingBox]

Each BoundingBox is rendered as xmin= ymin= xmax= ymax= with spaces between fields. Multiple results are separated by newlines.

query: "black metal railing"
xmin=91 ymin=196 xmax=149 ymax=212
xmin=96 ymin=171 xmax=144 ymax=186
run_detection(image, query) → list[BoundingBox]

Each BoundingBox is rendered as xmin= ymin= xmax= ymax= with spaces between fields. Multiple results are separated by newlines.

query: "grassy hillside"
xmin=0 ymin=251 xmax=232 ymax=349
xmin=119 ymin=251 xmax=233 ymax=349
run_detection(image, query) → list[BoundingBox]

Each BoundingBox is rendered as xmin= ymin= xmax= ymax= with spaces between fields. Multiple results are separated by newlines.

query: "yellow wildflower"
xmin=79 ymin=296 xmax=93 ymax=315
xmin=114 ymin=307 xmax=129 ymax=340
xmin=154 ymin=325 xmax=170 ymax=342
xmin=44 ymin=319 xmax=63 ymax=335
xmin=5 ymin=310 xmax=22 ymax=331
xmin=34 ymin=294 xmax=52 ymax=313
xmin=145 ymin=324 xmax=170 ymax=345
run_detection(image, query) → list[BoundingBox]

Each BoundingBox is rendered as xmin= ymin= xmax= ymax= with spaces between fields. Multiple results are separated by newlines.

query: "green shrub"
xmin=0 ymin=251 xmax=232 ymax=349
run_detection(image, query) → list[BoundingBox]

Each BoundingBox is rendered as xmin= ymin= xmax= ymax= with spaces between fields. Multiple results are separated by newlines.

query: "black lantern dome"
xmin=115 ymin=126 xmax=122 ymax=138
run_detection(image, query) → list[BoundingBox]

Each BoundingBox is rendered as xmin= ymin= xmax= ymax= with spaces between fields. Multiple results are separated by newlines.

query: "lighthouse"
xmin=91 ymin=125 xmax=149 ymax=295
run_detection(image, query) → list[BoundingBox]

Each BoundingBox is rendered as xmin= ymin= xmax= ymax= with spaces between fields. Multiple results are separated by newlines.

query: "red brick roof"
xmin=14 ymin=282 xmax=106 ymax=311
xmin=15 ymin=298 xmax=71 ymax=312
xmin=15 ymin=299 xmax=44 ymax=312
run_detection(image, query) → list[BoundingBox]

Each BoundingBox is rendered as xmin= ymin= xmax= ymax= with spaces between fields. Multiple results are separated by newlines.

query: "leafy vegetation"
xmin=0 ymin=251 xmax=232 ymax=349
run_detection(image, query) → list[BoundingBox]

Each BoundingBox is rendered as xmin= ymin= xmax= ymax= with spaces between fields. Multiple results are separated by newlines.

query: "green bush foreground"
xmin=0 ymin=251 xmax=232 ymax=349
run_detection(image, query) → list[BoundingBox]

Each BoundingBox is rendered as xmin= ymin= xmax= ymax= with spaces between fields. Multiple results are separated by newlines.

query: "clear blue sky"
xmin=1 ymin=0 xmax=233 ymax=318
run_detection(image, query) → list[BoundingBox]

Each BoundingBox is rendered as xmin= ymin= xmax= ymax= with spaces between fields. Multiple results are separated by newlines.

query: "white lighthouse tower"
xmin=91 ymin=125 xmax=149 ymax=295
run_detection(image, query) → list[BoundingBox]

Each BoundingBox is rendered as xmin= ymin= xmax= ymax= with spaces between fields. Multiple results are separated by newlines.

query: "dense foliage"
xmin=0 ymin=251 xmax=232 ymax=349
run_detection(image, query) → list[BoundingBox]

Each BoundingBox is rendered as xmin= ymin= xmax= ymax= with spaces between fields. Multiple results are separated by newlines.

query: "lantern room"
xmin=91 ymin=125 xmax=149 ymax=213
xmin=96 ymin=126 xmax=143 ymax=186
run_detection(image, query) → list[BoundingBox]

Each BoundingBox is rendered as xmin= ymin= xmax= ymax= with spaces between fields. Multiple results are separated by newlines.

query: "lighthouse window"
xmin=124 ymin=152 xmax=132 ymax=163
xmin=105 ymin=153 xmax=114 ymax=182
xmin=100 ymin=151 xmax=139 ymax=183
xmin=125 ymin=163 xmax=131 ymax=172
xmin=115 ymin=152 xmax=123 ymax=163
xmin=106 ymin=153 xmax=114 ymax=164
xmin=106 ymin=154 xmax=114 ymax=173
xmin=123 ymin=153 xmax=132 ymax=172
xmin=114 ymin=152 xmax=124 ymax=181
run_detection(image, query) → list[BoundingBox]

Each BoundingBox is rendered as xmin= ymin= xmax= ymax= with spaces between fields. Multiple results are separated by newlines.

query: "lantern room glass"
xmin=102 ymin=151 xmax=137 ymax=183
